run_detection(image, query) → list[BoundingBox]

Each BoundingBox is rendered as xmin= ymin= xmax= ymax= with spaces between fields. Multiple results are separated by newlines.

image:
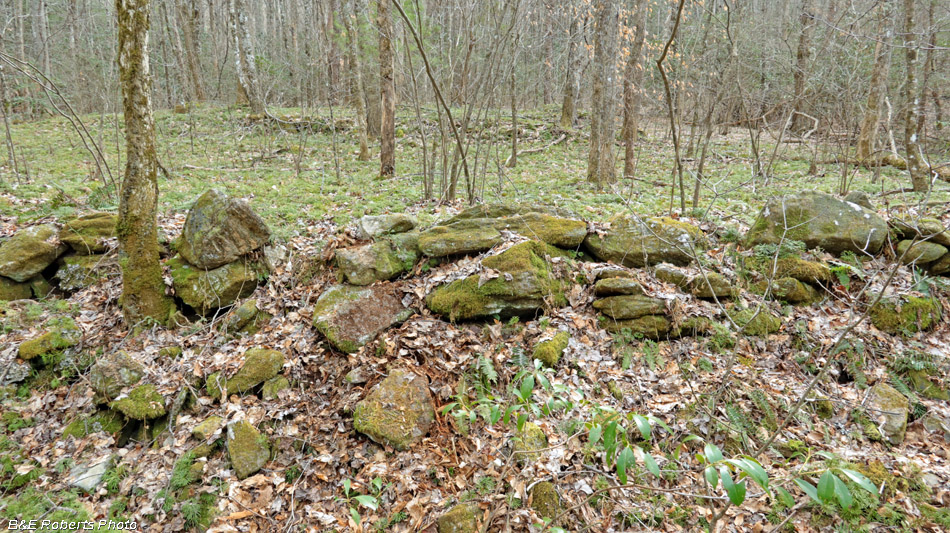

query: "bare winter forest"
xmin=0 ymin=0 xmax=949 ymax=532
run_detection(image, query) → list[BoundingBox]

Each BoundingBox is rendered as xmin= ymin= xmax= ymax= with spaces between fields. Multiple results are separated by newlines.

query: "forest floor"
xmin=1 ymin=105 xmax=949 ymax=532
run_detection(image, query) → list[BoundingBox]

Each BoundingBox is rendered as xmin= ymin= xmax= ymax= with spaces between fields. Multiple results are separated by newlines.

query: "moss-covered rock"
xmin=896 ymin=240 xmax=947 ymax=266
xmin=207 ymin=348 xmax=285 ymax=400
xmin=0 ymin=276 xmax=32 ymax=301
xmin=336 ymin=232 xmax=419 ymax=285
xmin=533 ymin=331 xmax=569 ymax=367
xmin=728 ymin=308 xmax=781 ymax=336
xmin=312 ymin=283 xmax=413 ymax=353
xmin=356 ymin=214 xmax=417 ymax=239
xmin=604 ymin=315 xmax=672 ymax=340
xmin=59 ymin=212 xmax=116 ymax=254
xmin=436 ymin=502 xmax=479 ymax=533
xmin=55 ymin=254 xmax=111 ymax=292
xmin=584 ymin=217 xmax=704 ymax=267
xmin=226 ymin=420 xmax=270 ymax=480
xmin=158 ymin=346 xmax=183 ymax=358
xmin=654 ymin=263 xmax=690 ymax=287
xmin=593 ymin=294 xmax=665 ymax=320
xmin=62 ymin=409 xmax=126 ymax=439
xmin=110 ymin=384 xmax=166 ymax=420
xmin=689 ymin=272 xmax=735 ymax=299
xmin=906 ymin=370 xmax=950 ymax=401
xmin=930 ymin=253 xmax=950 ymax=276
xmin=17 ymin=318 xmax=81 ymax=361
xmin=426 ymin=241 xmax=568 ymax=321
xmin=593 ymin=277 xmax=643 ymax=296
xmin=168 ymin=255 xmax=265 ymax=314
xmin=418 ymin=219 xmax=503 ymax=257
xmin=262 ymin=375 xmax=290 ymax=399
xmin=353 ymin=369 xmax=434 ymax=451
xmin=890 ymin=217 xmax=950 ymax=247
xmin=751 ymin=256 xmax=833 ymax=285
xmin=28 ymin=276 xmax=52 ymax=298
xmin=444 ymin=203 xmax=576 ymax=224
xmin=531 ymin=481 xmax=559 ymax=519
xmin=869 ymin=295 xmax=942 ymax=335
xmin=88 ymin=350 xmax=145 ymax=402
xmin=753 ymin=277 xmax=821 ymax=304
xmin=744 ymin=191 xmax=887 ymax=255
xmin=868 ymin=383 xmax=909 ymax=445
xmin=512 ymin=422 xmax=548 ymax=465
xmin=192 ymin=415 xmax=225 ymax=441
xmin=0 ymin=224 xmax=66 ymax=282
xmin=219 ymin=299 xmax=269 ymax=335
xmin=178 ymin=189 xmax=271 ymax=269
xmin=490 ymin=212 xmax=588 ymax=249
xmin=843 ymin=191 xmax=873 ymax=210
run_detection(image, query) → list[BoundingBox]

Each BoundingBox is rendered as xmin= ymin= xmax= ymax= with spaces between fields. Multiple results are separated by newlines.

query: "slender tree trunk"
xmin=560 ymin=11 xmax=579 ymax=128
xmin=791 ymin=0 xmax=814 ymax=132
xmin=856 ymin=1 xmax=893 ymax=163
xmin=378 ymin=0 xmax=395 ymax=178
xmin=116 ymin=0 xmax=173 ymax=325
xmin=229 ymin=0 xmax=264 ymax=114
xmin=622 ymin=0 xmax=646 ymax=179
xmin=508 ymin=70 xmax=517 ymax=168
xmin=587 ymin=0 xmax=619 ymax=187
xmin=35 ymin=0 xmax=51 ymax=77
xmin=902 ymin=0 xmax=928 ymax=191
xmin=178 ymin=0 xmax=205 ymax=101
xmin=343 ymin=0 xmax=370 ymax=161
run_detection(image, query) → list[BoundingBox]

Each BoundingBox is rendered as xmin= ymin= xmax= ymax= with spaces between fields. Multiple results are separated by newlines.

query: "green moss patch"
xmin=110 ymin=384 xmax=166 ymax=420
xmin=870 ymin=296 xmax=942 ymax=336
xmin=533 ymin=331 xmax=570 ymax=367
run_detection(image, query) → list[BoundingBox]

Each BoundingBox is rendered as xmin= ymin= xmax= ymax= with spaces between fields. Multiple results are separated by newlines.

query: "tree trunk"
xmin=116 ymin=0 xmax=173 ymax=325
xmin=622 ymin=0 xmax=646 ymax=178
xmin=35 ymin=0 xmax=51 ymax=77
xmin=587 ymin=0 xmax=619 ymax=187
xmin=178 ymin=0 xmax=205 ymax=102
xmin=902 ymin=0 xmax=928 ymax=191
xmin=560 ymin=10 xmax=579 ymax=128
xmin=343 ymin=0 xmax=370 ymax=161
xmin=855 ymin=1 xmax=893 ymax=163
xmin=229 ymin=0 xmax=265 ymax=114
xmin=378 ymin=0 xmax=395 ymax=178
xmin=791 ymin=0 xmax=813 ymax=132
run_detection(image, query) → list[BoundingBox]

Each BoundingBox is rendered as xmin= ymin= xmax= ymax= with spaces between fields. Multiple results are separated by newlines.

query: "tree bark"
xmin=378 ymin=0 xmax=395 ymax=178
xmin=791 ymin=0 xmax=814 ymax=132
xmin=229 ymin=0 xmax=264 ymax=114
xmin=178 ymin=0 xmax=205 ymax=102
xmin=116 ymin=0 xmax=173 ymax=325
xmin=622 ymin=0 xmax=647 ymax=178
xmin=560 ymin=9 xmax=579 ymax=129
xmin=902 ymin=0 xmax=928 ymax=191
xmin=855 ymin=0 xmax=893 ymax=163
xmin=587 ymin=0 xmax=619 ymax=188
xmin=35 ymin=0 xmax=51 ymax=77
xmin=343 ymin=0 xmax=370 ymax=161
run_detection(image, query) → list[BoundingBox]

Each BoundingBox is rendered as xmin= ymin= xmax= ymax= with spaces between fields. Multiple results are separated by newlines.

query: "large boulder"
xmin=418 ymin=219 xmax=503 ymax=257
xmin=593 ymin=294 xmax=665 ymax=319
xmin=206 ymin=348 xmax=285 ymax=400
xmin=312 ymin=283 xmax=413 ymax=353
xmin=896 ymin=240 xmax=947 ymax=266
xmin=356 ymin=214 xmax=417 ymax=239
xmin=226 ymin=420 xmax=270 ymax=479
xmin=426 ymin=241 xmax=568 ymax=321
xmin=443 ymin=203 xmax=576 ymax=224
xmin=418 ymin=211 xmax=586 ymax=257
xmin=336 ymin=232 xmax=419 ymax=285
xmin=88 ymin=351 xmax=145 ymax=403
xmin=868 ymin=383 xmax=909 ymax=445
xmin=353 ymin=368 xmax=434 ymax=451
xmin=491 ymin=212 xmax=587 ymax=249
xmin=744 ymin=192 xmax=887 ymax=255
xmin=60 ymin=212 xmax=116 ymax=254
xmin=0 ymin=276 xmax=32 ymax=301
xmin=891 ymin=217 xmax=950 ymax=247
xmin=168 ymin=255 xmax=265 ymax=314
xmin=584 ymin=217 xmax=704 ymax=267
xmin=0 ymin=225 xmax=66 ymax=282
xmin=177 ymin=189 xmax=271 ymax=269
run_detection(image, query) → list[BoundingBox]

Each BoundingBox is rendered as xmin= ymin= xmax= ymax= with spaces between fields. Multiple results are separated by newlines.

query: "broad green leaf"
xmin=516 ymin=413 xmax=528 ymax=432
xmin=537 ymin=373 xmax=551 ymax=390
xmin=719 ymin=466 xmax=734 ymax=492
xmin=342 ymin=479 xmax=352 ymax=493
xmin=832 ymin=474 xmax=853 ymax=509
xmin=704 ymin=465 xmax=719 ymax=489
xmin=816 ymin=451 xmax=836 ymax=461
xmin=727 ymin=479 xmax=747 ymax=506
xmin=632 ymin=414 xmax=652 ymax=441
xmin=705 ymin=443 xmax=724 ymax=464
xmin=354 ymin=494 xmax=378 ymax=510
xmin=794 ymin=478 xmax=820 ymax=504
xmin=817 ymin=471 xmax=836 ymax=503
xmin=839 ymin=469 xmax=879 ymax=497
xmin=775 ymin=486 xmax=795 ymax=507
xmin=639 ymin=447 xmax=661 ymax=477
xmin=349 ymin=508 xmax=361 ymax=526
xmin=726 ymin=457 xmax=769 ymax=491
xmin=520 ymin=375 xmax=535 ymax=399
xmin=589 ymin=425 xmax=602 ymax=444
xmin=647 ymin=415 xmax=673 ymax=434
xmin=440 ymin=402 xmax=459 ymax=415
xmin=603 ymin=422 xmax=618 ymax=463
xmin=616 ymin=446 xmax=635 ymax=484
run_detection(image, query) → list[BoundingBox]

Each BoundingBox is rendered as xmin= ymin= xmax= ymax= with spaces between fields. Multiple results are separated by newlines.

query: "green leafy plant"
xmin=339 ymin=479 xmax=380 ymax=527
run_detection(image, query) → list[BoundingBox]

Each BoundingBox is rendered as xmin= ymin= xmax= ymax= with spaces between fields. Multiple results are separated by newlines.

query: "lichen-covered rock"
xmin=192 ymin=415 xmax=225 ymax=441
xmin=653 ymin=263 xmax=690 ymax=287
xmin=728 ymin=308 xmax=781 ymax=336
xmin=18 ymin=318 xmax=81 ymax=361
xmin=584 ymin=217 xmax=704 ymax=267
xmin=534 ymin=331 xmax=569 ymax=367
xmin=262 ymin=376 xmax=290 ymax=399
xmin=689 ymin=272 xmax=735 ymax=299
xmin=436 ymin=503 xmax=479 ymax=533
xmin=226 ymin=420 xmax=270 ymax=479
xmin=168 ymin=255 xmax=265 ymax=314
xmin=219 ymin=299 xmax=269 ymax=336
xmin=88 ymin=351 xmax=145 ymax=402
xmin=110 ymin=384 xmax=166 ymax=420
xmin=444 ymin=204 xmax=577 ymax=224
xmin=896 ymin=240 xmax=947 ymax=266
xmin=744 ymin=191 xmax=887 ymax=255
xmin=0 ymin=276 xmax=32 ymax=301
xmin=178 ymin=189 xmax=271 ymax=269
xmin=491 ymin=212 xmax=588 ymax=249
xmin=869 ymin=295 xmax=942 ymax=335
xmin=604 ymin=315 xmax=672 ymax=340
xmin=207 ymin=348 xmax=285 ymax=400
xmin=312 ymin=283 xmax=413 ymax=353
xmin=60 ymin=212 xmax=116 ymax=254
xmin=55 ymin=254 xmax=111 ymax=292
xmin=753 ymin=277 xmax=821 ymax=304
xmin=891 ymin=217 xmax=950 ymax=247
xmin=426 ymin=241 xmax=568 ymax=321
xmin=0 ymin=224 xmax=66 ymax=282
xmin=593 ymin=277 xmax=643 ymax=296
xmin=418 ymin=219 xmax=504 ymax=257
xmin=593 ymin=294 xmax=665 ymax=320
xmin=62 ymin=409 xmax=125 ymax=439
xmin=353 ymin=369 xmax=434 ymax=451
xmin=531 ymin=481 xmax=559 ymax=519
xmin=336 ymin=232 xmax=419 ymax=285
xmin=356 ymin=214 xmax=417 ymax=239
xmin=512 ymin=422 xmax=548 ymax=465
xmin=751 ymin=256 xmax=833 ymax=285
xmin=868 ymin=383 xmax=909 ymax=445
